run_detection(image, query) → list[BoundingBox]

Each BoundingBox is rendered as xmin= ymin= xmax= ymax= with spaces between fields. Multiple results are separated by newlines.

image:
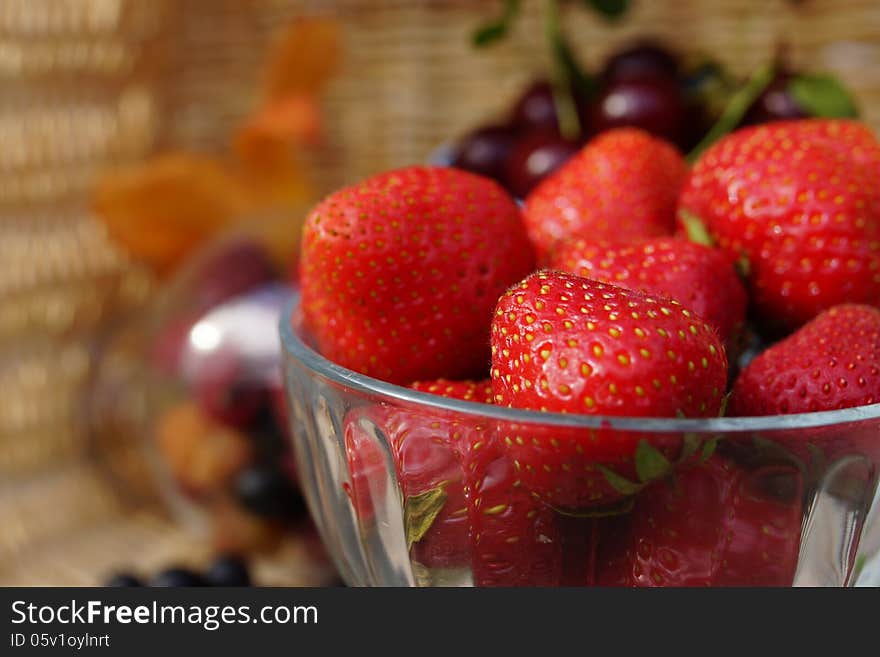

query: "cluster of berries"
xmin=297 ymin=118 xmax=880 ymax=586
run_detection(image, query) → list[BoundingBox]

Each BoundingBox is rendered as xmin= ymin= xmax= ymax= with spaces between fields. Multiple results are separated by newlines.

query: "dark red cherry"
xmin=188 ymin=241 xmax=278 ymax=312
xmin=193 ymin=350 xmax=268 ymax=429
xmin=510 ymin=81 xmax=560 ymax=132
xmin=602 ymin=42 xmax=679 ymax=83
xmin=510 ymin=80 xmax=591 ymax=135
xmin=590 ymin=76 xmax=687 ymax=146
xmin=505 ymin=131 xmax=582 ymax=199
xmin=742 ymin=74 xmax=807 ymax=125
xmin=450 ymin=124 xmax=518 ymax=185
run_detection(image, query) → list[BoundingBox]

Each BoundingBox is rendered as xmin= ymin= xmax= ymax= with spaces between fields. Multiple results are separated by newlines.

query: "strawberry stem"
xmin=687 ymin=61 xmax=776 ymax=162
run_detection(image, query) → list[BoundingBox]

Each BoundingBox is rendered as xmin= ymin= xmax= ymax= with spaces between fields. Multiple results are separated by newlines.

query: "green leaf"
xmin=598 ymin=465 xmax=642 ymax=496
xmin=584 ymin=0 xmax=631 ymax=19
xmin=700 ymin=438 xmax=718 ymax=463
xmin=472 ymin=0 xmax=521 ymax=48
xmin=679 ymin=433 xmax=702 ymax=463
xmin=678 ymin=209 xmax=714 ymax=247
xmin=789 ymin=74 xmax=859 ymax=119
xmin=688 ymin=61 xmax=776 ymax=162
xmin=404 ymin=486 xmax=448 ymax=549
xmin=635 ymin=440 xmax=673 ymax=483
xmin=472 ymin=22 xmax=507 ymax=47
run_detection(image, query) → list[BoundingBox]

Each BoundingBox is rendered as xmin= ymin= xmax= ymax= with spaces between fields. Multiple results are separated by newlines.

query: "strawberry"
xmin=790 ymin=119 xmax=880 ymax=170
xmin=548 ymin=237 xmax=747 ymax=349
xmin=299 ymin=165 xmax=536 ymax=385
xmin=343 ymin=406 xmax=471 ymax=572
xmin=457 ymin=431 xmax=565 ymax=586
xmin=596 ymin=457 xmax=803 ymax=586
xmin=409 ymin=379 xmax=494 ymax=404
xmin=522 ymin=128 xmax=688 ymax=260
xmin=730 ymin=304 xmax=880 ymax=416
xmin=346 ymin=385 xmax=571 ymax=584
xmin=490 ymin=271 xmax=727 ymax=508
xmin=677 ymin=119 xmax=880 ymax=331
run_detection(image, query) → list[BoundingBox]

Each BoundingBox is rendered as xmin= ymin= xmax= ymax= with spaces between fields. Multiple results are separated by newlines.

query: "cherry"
xmin=188 ymin=241 xmax=278 ymax=312
xmin=602 ymin=42 xmax=679 ymax=83
xmin=510 ymin=80 xmax=591 ymax=134
xmin=510 ymin=80 xmax=560 ymax=132
xmin=505 ymin=131 xmax=582 ymax=199
xmin=742 ymin=74 xmax=807 ymax=125
xmin=450 ymin=124 xmax=518 ymax=185
xmin=151 ymin=241 xmax=277 ymax=378
xmin=590 ymin=76 xmax=687 ymax=147
xmin=192 ymin=351 xmax=268 ymax=429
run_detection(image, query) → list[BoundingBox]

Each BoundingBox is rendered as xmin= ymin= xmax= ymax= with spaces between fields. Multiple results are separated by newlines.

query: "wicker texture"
xmin=2 ymin=0 xmax=880 ymax=585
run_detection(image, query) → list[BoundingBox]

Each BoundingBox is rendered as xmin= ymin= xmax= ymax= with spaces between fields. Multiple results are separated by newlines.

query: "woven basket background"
xmin=2 ymin=0 xmax=880 ymax=585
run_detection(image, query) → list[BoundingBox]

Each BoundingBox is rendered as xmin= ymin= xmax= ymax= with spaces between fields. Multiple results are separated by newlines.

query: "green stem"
xmin=542 ymin=0 xmax=581 ymax=140
xmin=687 ymin=62 xmax=776 ymax=162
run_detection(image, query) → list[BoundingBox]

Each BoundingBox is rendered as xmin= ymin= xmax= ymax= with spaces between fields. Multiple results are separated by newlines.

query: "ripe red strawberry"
xmin=730 ymin=304 xmax=880 ymax=416
xmin=791 ymin=119 xmax=880 ymax=170
xmin=596 ymin=457 xmax=803 ymax=586
xmin=458 ymin=431 xmax=565 ymax=586
xmin=522 ymin=128 xmax=688 ymax=260
xmin=409 ymin=379 xmax=494 ymax=404
xmin=677 ymin=119 xmax=880 ymax=331
xmin=491 ymin=271 xmax=727 ymax=508
xmin=548 ymin=237 xmax=747 ymax=349
xmin=299 ymin=166 xmax=536 ymax=385
xmin=343 ymin=406 xmax=471 ymax=572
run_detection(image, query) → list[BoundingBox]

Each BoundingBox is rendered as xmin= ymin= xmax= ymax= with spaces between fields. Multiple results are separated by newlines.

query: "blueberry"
xmin=149 ymin=567 xmax=205 ymax=587
xmin=104 ymin=573 xmax=142 ymax=587
xmin=235 ymin=464 xmax=305 ymax=520
xmin=204 ymin=555 xmax=251 ymax=587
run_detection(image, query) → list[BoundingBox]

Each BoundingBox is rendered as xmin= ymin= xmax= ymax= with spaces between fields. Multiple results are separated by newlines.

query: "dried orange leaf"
xmin=237 ymin=94 xmax=324 ymax=145
xmin=262 ymin=18 xmax=342 ymax=101
xmin=234 ymin=94 xmax=323 ymax=171
xmin=93 ymin=152 xmax=252 ymax=274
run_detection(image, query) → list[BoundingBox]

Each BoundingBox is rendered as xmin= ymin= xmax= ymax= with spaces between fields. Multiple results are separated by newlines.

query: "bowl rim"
xmin=279 ymin=294 xmax=880 ymax=433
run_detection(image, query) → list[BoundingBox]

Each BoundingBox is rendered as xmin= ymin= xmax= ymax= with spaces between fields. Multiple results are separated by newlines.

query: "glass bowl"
xmin=280 ymin=292 xmax=880 ymax=587
xmin=88 ymin=227 xmax=330 ymax=563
